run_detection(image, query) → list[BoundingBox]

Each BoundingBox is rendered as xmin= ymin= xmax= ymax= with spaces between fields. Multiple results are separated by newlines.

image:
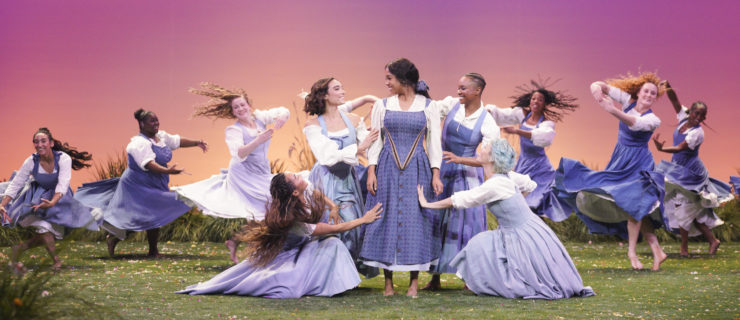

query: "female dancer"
xmin=424 ymin=73 xmax=499 ymax=290
xmin=1 ymin=128 xmax=99 ymax=270
xmin=177 ymin=173 xmax=383 ymax=298
xmin=556 ymin=73 xmax=668 ymax=270
xmin=418 ymin=138 xmax=595 ymax=299
xmin=75 ymin=109 xmax=207 ymax=257
xmin=361 ymin=58 xmax=443 ymax=297
xmin=303 ymin=77 xmax=379 ymax=277
xmin=653 ymin=81 xmax=733 ymax=256
xmin=172 ymin=83 xmax=289 ymax=263
xmin=487 ymin=80 xmax=577 ymax=222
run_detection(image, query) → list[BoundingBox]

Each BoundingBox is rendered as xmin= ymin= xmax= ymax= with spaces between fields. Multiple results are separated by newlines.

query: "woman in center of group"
xmin=360 ymin=58 xmax=444 ymax=297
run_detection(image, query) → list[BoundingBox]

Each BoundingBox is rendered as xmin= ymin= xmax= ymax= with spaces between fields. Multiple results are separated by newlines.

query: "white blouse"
xmin=126 ymin=131 xmax=180 ymax=171
xmin=437 ymin=96 xmax=500 ymax=147
xmin=367 ymin=95 xmax=443 ymax=168
xmin=290 ymin=222 xmax=317 ymax=236
xmin=486 ymin=105 xmax=556 ymax=148
xmin=225 ymin=106 xmax=291 ymax=162
xmin=607 ymin=86 xmax=661 ymax=132
xmin=4 ymin=152 xmax=72 ymax=198
xmin=303 ymin=117 xmax=370 ymax=167
xmin=677 ymin=106 xmax=704 ymax=150
xmin=451 ymin=172 xmax=537 ymax=209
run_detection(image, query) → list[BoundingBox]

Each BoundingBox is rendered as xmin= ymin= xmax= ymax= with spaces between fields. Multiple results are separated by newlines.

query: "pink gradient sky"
xmin=2 ymin=0 xmax=739 ymax=189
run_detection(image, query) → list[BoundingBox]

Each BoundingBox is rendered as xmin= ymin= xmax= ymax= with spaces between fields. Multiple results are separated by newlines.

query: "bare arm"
xmin=502 ymin=126 xmax=532 ymax=139
xmin=144 ymin=161 xmax=183 ymax=175
xmin=179 ymin=137 xmax=208 ymax=152
xmin=237 ymin=129 xmax=273 ymax=160
xmin=652 ymin=133 xmax=689 ymax=153
xmin=312 ymin=203 xmax=383 ymax=236
xmin=662 ymin=81 xmax=682 ymax=114
xmin=417 ymin=185 xmax=453 ymax=209
xmin=442 ymin=151 xmax=482 ymax=167
xmin=345 ymin=95 xmax=380 ymax=112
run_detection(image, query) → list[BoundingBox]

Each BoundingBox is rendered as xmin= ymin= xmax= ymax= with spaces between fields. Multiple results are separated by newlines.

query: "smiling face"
xmin=33 ymin=132 xmax=54 ymax=156
xmin=385 ymin=68 xmax=405 ymax=95
xmin=530 ymin=91 xmax=546 ymax=114
xmin=324 ymin=79 xmax=346 ymax=106
xmin=687 ymin=103 xmax=707 ymax=126
xmin=457 ymin=76 xmax=481 ymax=106
xmin=636 ymin=82 xmax=658 ymax=107
xmin=139 ymin=113 xmax=160 ymax=136
xmin=230 ymin=96 xmax=252 ymax=121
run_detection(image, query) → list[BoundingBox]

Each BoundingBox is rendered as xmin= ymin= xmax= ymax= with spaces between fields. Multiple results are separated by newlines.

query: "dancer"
xmin=487 ymin=80 xmax=578 ymax=222
xmin=556 ymin=72 xmax=668 ymax=270
xmin=75 ymin=109 xmax=207 ymax=257
xmin=172 ymin=83 xmax=289 ymax=263
xmin=1 ymin=128 xmax=99 ymax=270
xmin=360 ymin=58 xmax=443 ymax=297
xmin=418 ymin=138 xmax=595 ymax=299
xmin=731 ymin=175 xmax=740 ymax=198
xmin=303 ymin=77 xmax=379 ymax=277
xmin=653 ymin=81 xmax=733 ymax=256
xmin=177 ymin=173 xmax=383 ymax=298
xmin=423 ymin=73 xmax=499 ymax=290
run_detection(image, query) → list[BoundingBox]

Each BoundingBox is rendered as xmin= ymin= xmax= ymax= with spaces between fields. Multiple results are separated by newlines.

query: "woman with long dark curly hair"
xmin=177 ymin=173 xmax=383 ymax=298
xmin=555 ymin=72 xmax=668 ymax=271
xmin=486 ymin=79 xmax=578 ymax=222
xmin=303 ymin=77 xmax=379 ymax=277
xmin=1 ymin=128 xmax=100 ymax=271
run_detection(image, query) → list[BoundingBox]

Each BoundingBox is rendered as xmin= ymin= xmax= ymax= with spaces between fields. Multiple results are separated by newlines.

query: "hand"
xmin=257 ymin=129 xmax=274 ymax=144
xmin=417 ymin=185 xmax=429 ymax=208
xmin=598 ymin=96 xmax=617 ymax=114
xmin=358 ymin=128 xmax=380 ymax=153
xmin=432 ymin=175 xmax=444 ymax=196
xmin=31 ymin=198 xmax=55 ymax=212
xmin=652 ymin=133 xmax=665 ymax=151
xmin=273 ymin=117 xmax=287 ymax=130
xmin=659 ymin=80 xmax=671 ymax=90
xmin=167 ymin=163 xmax=184 ymax=175
xmin=1 ymin=207 xmax=10 ymax=224
xmin=502 ymin=126 xmax=518 ymax=135
xmin=442 ymin=151 xmax=462 ymax=164
xmin=360 ymin=203 xmax=383 ymax=224
xmin=590 ymin=83 xmax=605 ymax=102
xmin=366 ymin=169 xmax=377 ymax=196
xmin=197 ymin=140 xmax=208 ymax=152
xmin=328 ymin=204 xmax=342 ymax=225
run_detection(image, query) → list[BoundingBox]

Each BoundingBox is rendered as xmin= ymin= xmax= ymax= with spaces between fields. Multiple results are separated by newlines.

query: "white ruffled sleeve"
xmin=451 ymin=175 xmax=516 ymax=209
xmin=126 ymin=137 xmax=156 ymax=171
xmin=224 ymin=125 xmax=249 ymax=162
xmin=507 ymin=171 xmax=537 ymax=194
xmin=685 ymin=127 xmax=704 ymax=150
xmin=437 ymin=96 xmax=460 ymax=119
xmin=303 ymin=125 xmax=358 ymax=166
xmin=480 ymin=112 xmax=500 ymax=147
xmin=2 ymin=156 xmax=34 ymax=199
xmin=158 ymin=130 xmax=181 ymax=150
xmin=488 ymin=105 xmax=526 ymax=127
xmin=677 ymin=105 xmax=689 ymax=122
xmin=628 ymin=112 xmax=661 ymax=132
xmin=367 ymin=99 xmax=386 ymax=165
xmin=254 ymin=106 xmax=290 ymax=125
xmin=54 ymin=153 xmax=72 ymax=195
xmin=607 ymin=85 xmax=632 ymax=110
xmin=355 ymin=120 xmax=369 ymax=145
xmin=531 ymin=121 xmax=556 ymax=147
xmin=425 ymin=100 xmax=443 ymax=168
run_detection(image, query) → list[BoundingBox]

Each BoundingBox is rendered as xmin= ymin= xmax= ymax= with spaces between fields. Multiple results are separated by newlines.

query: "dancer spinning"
xmin=172 ymin=83 xmax=289 ymax=263
xmin=1 ymin=128 xmax=99 ymax=270
xmin=360 ymin=58 xmax=443 ymax=297
xmin=75 ymin=109 xmax=207 ymax=257
xmin=418 ymin=138 xmax=595 ymax=299
xmin=424 ymin=73 xmax=499 ymax=290
xmin=303 ymin=77 xmax=379 ymax=277
xmin=177 ymin=173 xmax=383 ymax=298
xmin=653 ymin=81 xmax=733 ymax=256
xmin=487 ymin=80 xmax=577 ymax=222
xmin=556 ymin=72 xmax=668 ymax=270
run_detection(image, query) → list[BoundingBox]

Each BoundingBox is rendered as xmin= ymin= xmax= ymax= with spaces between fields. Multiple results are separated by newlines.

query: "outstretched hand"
xmin=31 ymin=198 xmax=55 ymax=212
xmin=359 ymin=128 xmax=380 ymax=152
xmin=361 ymin=203 xmax=383 ymax=224
xmin=167 ymin=163 xmax=185 ymax=175
xmin=502 ymin=126 xmax=518 ymax=135
xmin=417 ymin=185 xmax=429 ymax=208
xmin=197 ymin=140 xmax=209 ymax=152
xmin=328 ymin=205 xmax=343 ymax=225
xmin=1 ymin=208 xmax=10 ymax=224
xmin=652 ymin=133 xmax=665 ymax=151
xmin=598 ymin=96 xmax=618 ymax=114
xmin=257 ymin=129 xmax=274 ymax=144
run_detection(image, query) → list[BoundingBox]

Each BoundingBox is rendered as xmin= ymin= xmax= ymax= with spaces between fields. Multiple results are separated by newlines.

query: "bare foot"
xmin=651 ymin=251 xmax=668 ymax=271
xmin=106 ymin=235 xmax=118 ymax=257
xmin=406 ymin=287 xmax=418 ymax=298
xmin=383 ymin=288 xmax=395 ymax=296
xmin=628 ymin=254 xmax=643 ymax=270
xmin=421 ymin=278 xmax=441 ymax=291
xmin=225 ymin=240 xmax=239 ymax=264
xmin=708 ymin=239 xmax=720 ymax=255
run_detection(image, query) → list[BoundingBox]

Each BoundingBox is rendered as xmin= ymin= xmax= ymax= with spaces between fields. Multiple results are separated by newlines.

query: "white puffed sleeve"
xmin=607 ymin=85 xmax=632 ymax=110
xmin=367 ymin=99 xmax=386 ymax=165
xmin=437 ymin=96 xmax=460 ymax=119
xmin=303 ymin=125 xmax=358 ymax=166
xmin=355 ymin=120 xmax=369 ymax=145
xmin=424 ymin=100 xmax=443 ymax=168
xmin=54 ymin=153 xmax=72 ymax=195
xmin=628 ymin=112 xmax=661 ymax=132
xmin=531 ymin=121 xmax=556 ymax=147
xmin=685 ymin=127 xmax=704 ymax=150
xmin=2 ymin=156 xmax=34 ymax=199
xmin=507 ymin=171 xmax=537 ymax=194
xmin=224 ymin=125 xmax=250 ymax=162
xmin=677 ymin=105 xmax=689 ymax=122
xmin=254 ymin=106 xmax=290 ymax=125
xmin=479 ymin=112 xmax=500 ymax=147
xmin=290 ymin=222 xmax=317 ymax=236
xmin=488 ymin=105 xmax=526 ymax=127
xmin=451 ymin=175 xmax=516 ymax=209
xmin=158 ymin=130 xmax=181 ymax=150
xmin=126 ymin=137 xmax=156 ymax=171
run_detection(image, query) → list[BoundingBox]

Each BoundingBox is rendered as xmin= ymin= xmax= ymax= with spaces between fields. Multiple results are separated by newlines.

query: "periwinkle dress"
xmin=655 ymin=107 xmax=732 ymax=235
xmin=730 ymin=176 xmax=740 ymax=197
xmin=75 ymin=132 xmax=191 ymax=239
xmin=555 ymin=87 xmax=666 ymax=238
xmin=305 ymin=111 xmax=377 ymax=278
xmin=449 ymin=172 xmax=594 ymax=299
xmin=177 ymin=222 xmax=361 ymax=298
xmin=1 ymin=151 xmax=101 ymax=238
xmin=431 ymin=101 xmax=489 ymax=274
xmin=489 ymin=106 xmax=571 ymax=221
xmin=361 ymin=95 xmax=442 ymax=271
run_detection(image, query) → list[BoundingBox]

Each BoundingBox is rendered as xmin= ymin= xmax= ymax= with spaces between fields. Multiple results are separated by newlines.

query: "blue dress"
xmin=430 ymin=101 xmax=487 ymax=274
xmin=730 ymin=176 xmax=740 ymax=197
xmin=450 ymin=174 xmax=595 ymax=299
xmin=177 ymin=223 xmax=361 ymax=298
xmin=516 ymin=114 xmax=572 ymax=222
xmin=308 ymin=111 xmax=378 ymax=278
xmin=654 ymin=114 xmax=732 ymax=236
xmin=1 ymin=151 xmax=100 ymax=234
xmin=75 ymin=134 xmax=191 ymax=239
xmin=555 ymin=102 xmax=666 ymax=239
xmin=360 ymin=98 xmax=439 ymax=270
